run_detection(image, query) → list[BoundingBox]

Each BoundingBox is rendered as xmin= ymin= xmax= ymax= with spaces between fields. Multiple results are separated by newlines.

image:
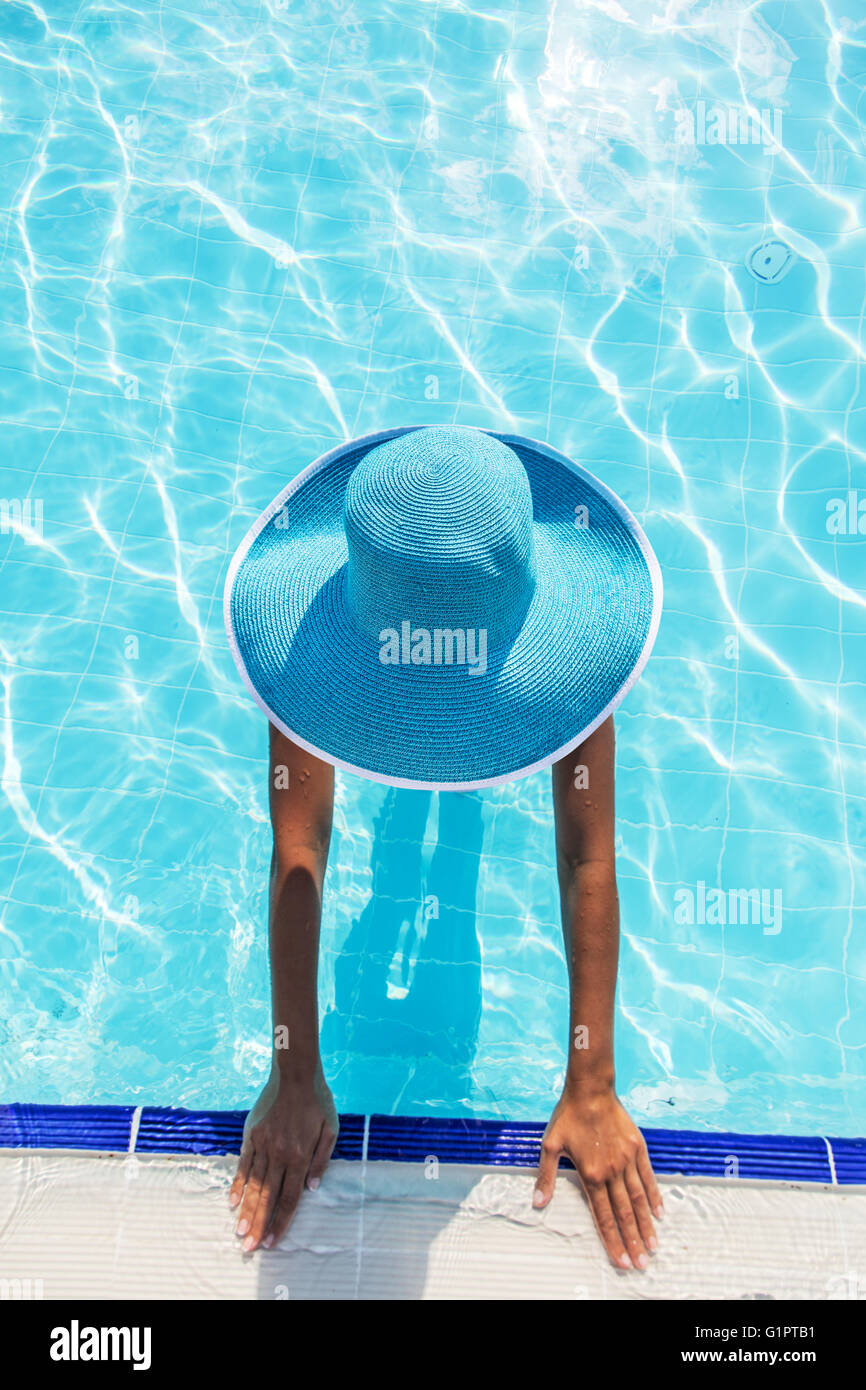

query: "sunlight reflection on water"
xmin=0 ymin=0 xmax=863 ymax=1134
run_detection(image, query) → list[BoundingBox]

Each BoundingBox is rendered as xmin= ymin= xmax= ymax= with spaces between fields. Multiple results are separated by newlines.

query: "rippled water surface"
xmin=1 ymin=0 xmax=864 ymax=1134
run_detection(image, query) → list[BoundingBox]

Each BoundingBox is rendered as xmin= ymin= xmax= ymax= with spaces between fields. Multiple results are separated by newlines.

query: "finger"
xmin=625 ymin=1161 xmax=658 ymax=1252
xmin=229 ymin=1140 xmax=253 ymax=1209
xmin=263 ymin=1166 xmax=306 ymax=1249
xmin=608 ymin=1175 xmax=649 ymax=1270
xmin=636 ymin=1143 xmax=664 ymax=1220
xmin=533 ymin=1133 xmax=561 ymax=1209
xmin=245 ymin=1159 xmax=284 ymax=1252
xmin=585 ymin=1180 xmax=631 ymax=1270
xmin=306 ymin=1121 xmax=337 ymax=1191
xmin=236 ymin=1149 xmax=267 ymax=1239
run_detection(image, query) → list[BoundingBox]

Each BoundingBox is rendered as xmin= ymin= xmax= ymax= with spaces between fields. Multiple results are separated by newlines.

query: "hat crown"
xmin=344 ymin=426 xmax=536 ymax=647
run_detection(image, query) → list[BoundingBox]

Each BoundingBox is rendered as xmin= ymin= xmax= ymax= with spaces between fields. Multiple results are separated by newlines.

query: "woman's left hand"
xmin=533 ymin=1086 xmax=664 ymax=1270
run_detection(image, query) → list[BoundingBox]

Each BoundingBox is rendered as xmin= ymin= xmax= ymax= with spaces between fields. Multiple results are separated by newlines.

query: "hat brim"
xmin=224 ymin=427 xmax=662 ymax=790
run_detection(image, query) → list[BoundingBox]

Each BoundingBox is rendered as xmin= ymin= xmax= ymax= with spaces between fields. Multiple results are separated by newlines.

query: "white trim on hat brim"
xmin=223 ymin=425 xmax=663 ymax=792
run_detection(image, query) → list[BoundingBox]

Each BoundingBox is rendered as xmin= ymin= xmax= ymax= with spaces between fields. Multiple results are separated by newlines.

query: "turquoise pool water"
xmin=0 ymin=1 xmax=864 ymax=1136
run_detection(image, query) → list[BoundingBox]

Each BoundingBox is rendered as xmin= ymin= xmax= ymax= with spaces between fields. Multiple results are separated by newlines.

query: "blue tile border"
xmin=366 ymin=1115 xmax=839 ymax=1183
xmin=134 ymin=1107 xmax=366 ymax=1160
xmin=1 ymin=1104 xmax=863 ymax=1184
xmin=826 ymin=1136 xmax=866 ymax=1185
xmin=135 ymin=1106 xmax=245 ymax=1156
xmin=0 ymin=1103 xmax=135 ymax=1152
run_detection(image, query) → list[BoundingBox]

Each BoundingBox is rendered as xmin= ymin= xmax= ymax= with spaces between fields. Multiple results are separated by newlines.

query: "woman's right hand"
xmin=229 ymin=1063 xmax=338 ymax=1252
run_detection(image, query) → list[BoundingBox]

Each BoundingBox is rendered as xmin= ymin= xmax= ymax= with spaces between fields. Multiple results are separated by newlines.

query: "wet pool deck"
xmin=1 ymin=1150 xmax=863 ymax=1300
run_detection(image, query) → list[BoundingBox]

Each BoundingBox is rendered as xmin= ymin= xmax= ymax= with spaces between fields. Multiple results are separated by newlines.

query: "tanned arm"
xmin=229 ymin=724 xmax=338 ymax=1252
xmin=533 ymin=716 xmax=664 ymax=1271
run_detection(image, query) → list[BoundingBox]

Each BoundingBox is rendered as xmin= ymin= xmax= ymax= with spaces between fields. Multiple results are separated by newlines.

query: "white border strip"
xmin=823 ymin=1136 xmax=838 ymax=1185
xmin=223 ymin=425 xmax=664 ymax=791
xmin=128 ymin=1105 xmax=142 ymax=1155
xmin=353 ymin=1115 xmax=372 ymax=1300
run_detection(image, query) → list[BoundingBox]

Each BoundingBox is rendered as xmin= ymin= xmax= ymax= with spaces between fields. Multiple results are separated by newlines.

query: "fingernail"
xmin=636 ymin=1252 xmax=649 ymax=1270
xmin=648 ymin=1235 xmax=658 ymax=1253
xmin=307 ymin=1177 xmax=320 ymax=1191
xmin=263 ymin=1234 xmax=274 ymax=1249
xmin=228 ymin=1191 xmax=240 ymax=1208
xmin=242 ymin=1235 xmax=255 ymax=1252
xmin=236 ymin=1219 xmax=249 ymax=1237
xmin=532 ymin=1188 xmax=545 ymax=1208
xmin=654 ymin=1204 xmax=665 ymax=1220
xmin=618 ymin=1253 xmax=632 ymax=1269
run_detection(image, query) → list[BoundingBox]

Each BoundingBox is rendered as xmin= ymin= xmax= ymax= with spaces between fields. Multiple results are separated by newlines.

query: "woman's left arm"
xmin=533 ymin=715 xmax=664 ymax=1271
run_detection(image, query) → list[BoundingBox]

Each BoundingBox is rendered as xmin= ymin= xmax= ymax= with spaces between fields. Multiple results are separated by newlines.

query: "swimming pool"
xmin=0 ymin=0 xmax=863 ymax=1140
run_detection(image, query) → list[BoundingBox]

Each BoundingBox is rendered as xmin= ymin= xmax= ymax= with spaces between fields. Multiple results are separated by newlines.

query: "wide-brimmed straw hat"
xmin=224 ymin=425 xmax=662 ymax=790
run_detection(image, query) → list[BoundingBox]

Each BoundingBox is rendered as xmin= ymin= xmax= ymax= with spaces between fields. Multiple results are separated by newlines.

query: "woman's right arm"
xmin=229 ymin=723 xmax=338 ymax=1252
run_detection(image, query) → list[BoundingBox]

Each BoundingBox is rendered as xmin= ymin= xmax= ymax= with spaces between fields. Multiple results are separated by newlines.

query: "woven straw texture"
xmin=226 ymin=426 xmax=659 ymax=788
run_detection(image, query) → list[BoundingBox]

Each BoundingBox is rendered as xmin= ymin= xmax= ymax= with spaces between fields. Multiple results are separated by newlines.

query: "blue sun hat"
xmin=224 ymin=425 xmax=662 ymax=790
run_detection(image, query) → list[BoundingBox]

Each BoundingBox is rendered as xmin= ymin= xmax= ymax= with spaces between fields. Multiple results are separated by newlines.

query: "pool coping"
xmin=1 ymin=1105 xmax=864 ymax=1184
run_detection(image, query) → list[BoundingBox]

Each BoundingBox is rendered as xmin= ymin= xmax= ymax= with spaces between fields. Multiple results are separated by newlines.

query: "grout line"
xmin=353 ymin=1116 xmax=371 ymax=1301
xmin=823 ymin=1137 xmax=837 ymax=1185
xmin=128 ymin=1106 xmax=142 ymax=1155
